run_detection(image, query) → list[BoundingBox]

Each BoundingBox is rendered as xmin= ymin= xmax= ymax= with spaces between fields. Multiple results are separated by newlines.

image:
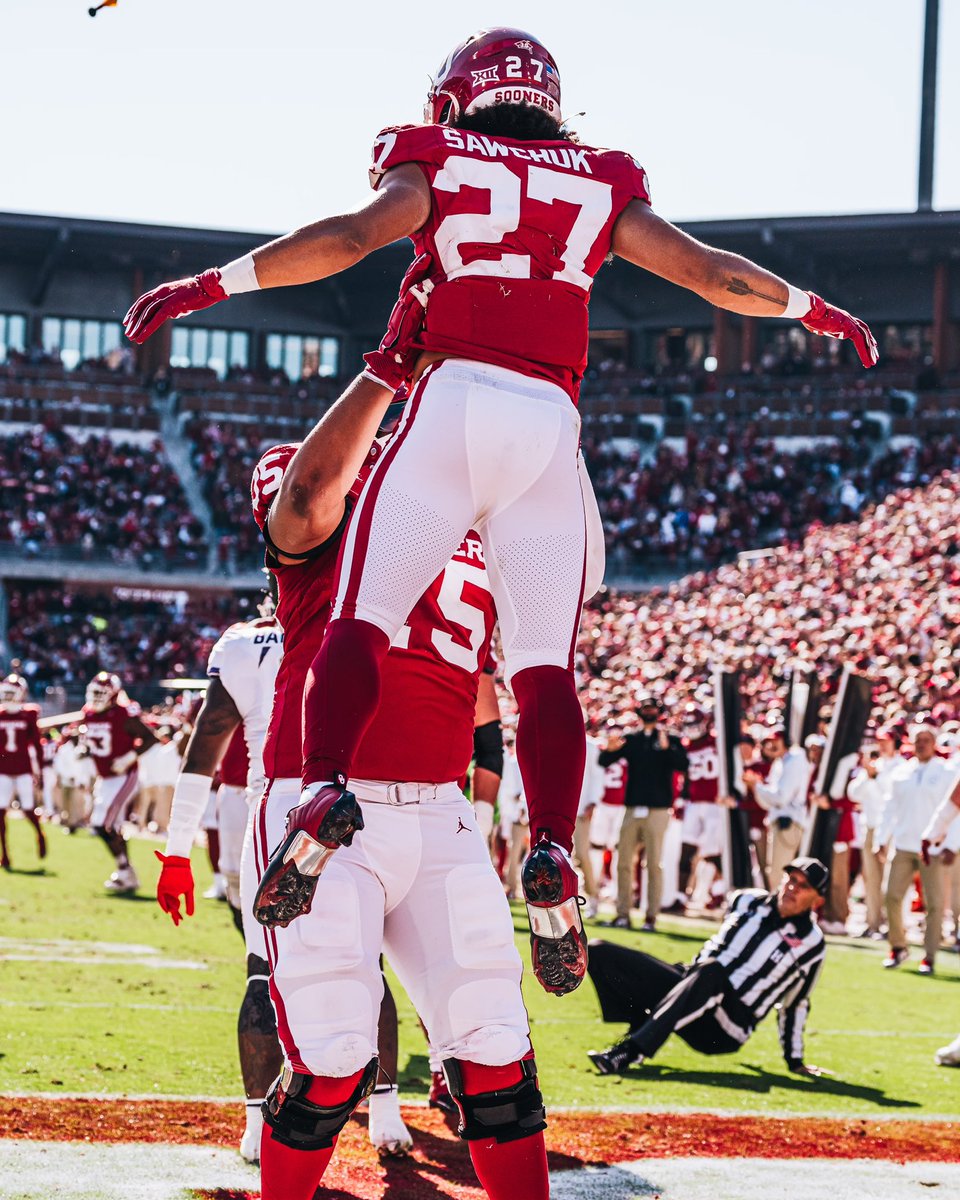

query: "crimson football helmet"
xmin=250 ymin=443 xmax=300 ymax=533
xmin=251 ymin=437 xmax=388 ymax=534
xmin=0 ymin=673 xmax=27 ymax=707
xmin=85 ymin=671 xmax=122 ymax=712
xmin=425 ymin=28 xmax=562 ymax=126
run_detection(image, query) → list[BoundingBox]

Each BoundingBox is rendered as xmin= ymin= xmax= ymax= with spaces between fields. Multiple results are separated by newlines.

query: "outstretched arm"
xmin=124 ymin=165 xmax=431 ymax=343
xmin=267 ymin=374 xmax=394 ymax=558
xmin=612 ymin=202 xmax=877 ymax=367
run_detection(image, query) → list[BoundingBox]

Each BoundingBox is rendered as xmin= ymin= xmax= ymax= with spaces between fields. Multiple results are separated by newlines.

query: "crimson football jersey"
xmin=369 ymin=124 xmax=650 ymax=400
xmin=685 ymin=735 xmax=720 ymax=803
xmin=0 ymin=706 xmax=41 ymax=776
xmin=600 ymin=758 xmax=628 ymax=806
xmin=219 ymin=724 xmax=250 ymax=789
xmin=267 ymin=529 xmax=496 ymax=785
xmin=262 ymin=535 xmax=342 ymax=782
xmin=81 ymin=703 xmax=141 ymax=779
xmin=355 ymin=530 xmax=496 ymax=783
xmin=741 ymin=755 xmax=773 ymax=831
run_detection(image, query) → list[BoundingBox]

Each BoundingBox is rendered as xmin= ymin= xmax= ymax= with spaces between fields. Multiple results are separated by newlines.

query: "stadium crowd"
xmin=4 ymin=582 xmax=259 ymax=693
xmin=575 ymin=471 xmax=960 ymax=733
xmin=0 ymin=425 xmax=205 ymax=566
xmin=584 ymin=431 xmax=960 ymax=570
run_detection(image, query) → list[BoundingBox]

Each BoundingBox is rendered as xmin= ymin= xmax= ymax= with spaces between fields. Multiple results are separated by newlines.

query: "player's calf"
xmin=443 ymin=1057 xmax=549 ymax=1200
xmin=253 ymin=779 xmax=363 ymax=928
xmin=521 ymin=832 xmax=588 ymax=996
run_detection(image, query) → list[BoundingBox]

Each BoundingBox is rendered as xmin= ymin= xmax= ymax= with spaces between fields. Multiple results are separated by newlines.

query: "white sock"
xmin=369 ymin=1083 xmax=401 ymax=1119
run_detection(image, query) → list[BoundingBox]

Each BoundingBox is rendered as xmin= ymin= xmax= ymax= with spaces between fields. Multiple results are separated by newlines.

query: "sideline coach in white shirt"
xmin=878 ymin=724 xmax=960 ymax=974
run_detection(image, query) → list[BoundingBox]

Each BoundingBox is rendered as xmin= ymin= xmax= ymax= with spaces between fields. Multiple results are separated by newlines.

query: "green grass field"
xmin=1 ymin=816 xmax=957 ymax=1117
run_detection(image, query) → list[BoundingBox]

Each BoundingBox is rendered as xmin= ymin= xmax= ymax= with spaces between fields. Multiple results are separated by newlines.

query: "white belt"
xmin=352 ymin=778 xmax=459 ymax=806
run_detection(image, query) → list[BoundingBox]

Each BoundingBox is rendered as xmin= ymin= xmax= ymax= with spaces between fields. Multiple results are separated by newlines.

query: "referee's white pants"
xmin=332 ymin=358 xmax=604 ymax=686
xmin=245 ymin=777 xmax=530 ymax=1078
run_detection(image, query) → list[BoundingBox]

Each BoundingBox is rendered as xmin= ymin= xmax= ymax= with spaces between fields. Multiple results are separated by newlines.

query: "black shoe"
xmin=603 ymin=915 xmax=632 ymax=930
xmin=587 ymin=1038 xmax=643 ymax=1075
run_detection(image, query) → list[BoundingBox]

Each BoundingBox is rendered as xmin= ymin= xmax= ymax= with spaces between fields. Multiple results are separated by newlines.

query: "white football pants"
xmin=244 ymin=777 xmax=530 ymax=1078
xmin=333 ymin=358 xmax=601 ymax=686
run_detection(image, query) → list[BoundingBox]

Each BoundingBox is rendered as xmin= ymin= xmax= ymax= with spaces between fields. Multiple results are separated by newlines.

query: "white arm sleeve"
xmin=163 ymin=772 xmax=213 ymax=858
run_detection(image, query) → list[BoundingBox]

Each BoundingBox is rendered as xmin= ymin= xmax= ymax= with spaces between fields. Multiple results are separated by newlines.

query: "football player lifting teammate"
xmin=243 ymin=276 xmax=599 ymax=1196
xmin=125 ymin=27 xmax=878 ymax=1000
xmin=81 ymin=671 xmax=158 ymax=893
xmin=0 ymin=673 xmax=46 ymax=868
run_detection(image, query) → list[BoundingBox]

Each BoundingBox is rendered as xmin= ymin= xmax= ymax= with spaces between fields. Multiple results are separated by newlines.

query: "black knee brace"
xmin=442 ymin=1056 xmax=547 ymax=1144
xmin=473 ymin=720 xmax=504 ymax=778
xmin=263 ymin=1058 xmax=378 ymax=1151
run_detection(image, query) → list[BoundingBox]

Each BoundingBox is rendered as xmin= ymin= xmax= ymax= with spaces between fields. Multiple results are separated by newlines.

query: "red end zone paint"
xmin=2 ymin=1100 xmax=958 ymax=1178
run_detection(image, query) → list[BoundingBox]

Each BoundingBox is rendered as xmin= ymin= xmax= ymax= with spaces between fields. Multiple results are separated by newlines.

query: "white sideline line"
xmin=0 ymin=1144 xmax=957 ymax=1200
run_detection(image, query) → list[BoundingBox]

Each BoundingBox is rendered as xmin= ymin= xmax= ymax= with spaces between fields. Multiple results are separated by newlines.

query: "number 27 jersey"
xmin=369 ymin=123 xmax=650 ymax=401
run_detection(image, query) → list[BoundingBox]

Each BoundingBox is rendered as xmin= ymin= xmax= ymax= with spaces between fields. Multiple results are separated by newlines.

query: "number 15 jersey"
xmin=369 ymin=123 xmax=650 ymax=402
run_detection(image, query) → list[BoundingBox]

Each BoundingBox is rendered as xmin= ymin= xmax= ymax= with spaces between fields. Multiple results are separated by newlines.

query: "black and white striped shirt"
xmin=695 ymin=889 xmax=825 ymax=1063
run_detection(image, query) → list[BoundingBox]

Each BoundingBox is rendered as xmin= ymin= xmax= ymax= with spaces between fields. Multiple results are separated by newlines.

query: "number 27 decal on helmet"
xmin=424 ymin=28 xmax=562 ymax=126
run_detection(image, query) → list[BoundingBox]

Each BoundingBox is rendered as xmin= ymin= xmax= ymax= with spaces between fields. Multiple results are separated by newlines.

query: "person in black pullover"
xmin=598 ymin=695 xmax=688 ymax=931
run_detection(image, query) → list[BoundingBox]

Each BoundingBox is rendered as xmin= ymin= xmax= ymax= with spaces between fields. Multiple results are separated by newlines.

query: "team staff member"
xmin=848 ymin=728 xmax=906 ymax=937
xmin=586 ymin=858 xmax=829 ymax=1076
xmin=878 ymin=724 xmax=959 ymax=975
xmin=743 ymin=726 xmax=811 ymax=888
xmin=599 ymin=696 xmax=687 ymax=932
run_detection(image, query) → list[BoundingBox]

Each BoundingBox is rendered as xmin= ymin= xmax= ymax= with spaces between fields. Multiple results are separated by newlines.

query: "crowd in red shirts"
xmin=0 ymin=426 xmax=205 ymax=568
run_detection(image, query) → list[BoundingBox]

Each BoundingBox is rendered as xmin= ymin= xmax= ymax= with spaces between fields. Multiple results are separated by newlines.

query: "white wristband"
xmin=782 ymin=284 xmax=812 ymax=320
xmin=218 ymin=253 xmax=260 ymax=296
xmin=164 ymin=771 xmax=214 ymax=858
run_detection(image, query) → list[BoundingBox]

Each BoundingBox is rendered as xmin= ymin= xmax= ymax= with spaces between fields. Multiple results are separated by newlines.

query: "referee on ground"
xmin=587 ymin=858 xmax=829 ymax=1077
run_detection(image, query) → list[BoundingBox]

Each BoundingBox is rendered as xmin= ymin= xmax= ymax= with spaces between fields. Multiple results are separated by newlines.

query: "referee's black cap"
xmin=786 ymin=857 xmax=829 ymax=896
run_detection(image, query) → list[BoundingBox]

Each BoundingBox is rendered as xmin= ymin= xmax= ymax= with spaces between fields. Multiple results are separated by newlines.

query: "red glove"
xmin=800 ymin=293 xmax=878 ymax=369
xmin=124 ymin=268 xmax=228 ymax=345
xmin=363 ymin=253 xmax=435 ymax=391
xmin=155 ymin=850 xmax=195 ymax=926
xmin=921 ymin=838 xmax=932 ymax=866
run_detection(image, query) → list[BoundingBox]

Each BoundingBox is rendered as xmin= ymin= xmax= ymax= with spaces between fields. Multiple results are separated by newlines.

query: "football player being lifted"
xmin=0 ymin=673 xmax=47 ymax=868
xmin=125 ymin=27 xmax=878 ymax=1002
xmin=81 ymin=671 xmax=157 ymax=893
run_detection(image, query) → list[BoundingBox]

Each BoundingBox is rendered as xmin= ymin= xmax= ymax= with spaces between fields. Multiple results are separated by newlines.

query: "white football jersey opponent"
xmin=207 ymin=616 xmax=283 ymax=801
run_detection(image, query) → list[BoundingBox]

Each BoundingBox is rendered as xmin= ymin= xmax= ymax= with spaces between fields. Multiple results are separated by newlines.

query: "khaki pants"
xmin=945 ymin=855 xmax=960 ymax=940
xmin=150 ymin=784 xmax=174 ymax=832
xmin=861 ymin=828 xmax=884 ymax=934
xmin=504 ymin=823 xmax=530 ymax=899
xmin=885 ymin=850 xmax=944 ymax=962
xmin=823 ymin=844 xmax=850 ymax=926
xmin=60 ymin=785 xmax=90 ymax=830
xmin=616 ymin=807 xmax=671 ymax=921
xmin=133 ymin=784 xmax=158 ymax=826
xmin=573 ymin=812 xmax=597 ymax=899
xmin=767 ymin=820 xmax=804 ymax=888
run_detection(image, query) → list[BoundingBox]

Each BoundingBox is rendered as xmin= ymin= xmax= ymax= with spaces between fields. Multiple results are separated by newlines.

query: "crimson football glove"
xmin=155 ymin=850 xmax=195 ymax=926
xmin=363 ymin=253 xmax=435 ymax=391
xmin=800 ymin=293 xmax=878 ymax=369
xmin=921 ymin=838 xmax=932 ymax=866
xmin=124 ymin=269 xmax=228 ymax=345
